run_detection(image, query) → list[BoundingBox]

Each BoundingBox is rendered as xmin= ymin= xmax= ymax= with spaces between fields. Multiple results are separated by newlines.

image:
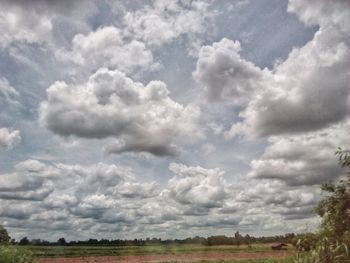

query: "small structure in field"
xmin=271 ymin=243 xmax=288 ymax=250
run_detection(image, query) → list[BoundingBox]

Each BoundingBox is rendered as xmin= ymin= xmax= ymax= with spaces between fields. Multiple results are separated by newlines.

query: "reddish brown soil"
xmin=39 ymin=251 xmax=293 ymax=263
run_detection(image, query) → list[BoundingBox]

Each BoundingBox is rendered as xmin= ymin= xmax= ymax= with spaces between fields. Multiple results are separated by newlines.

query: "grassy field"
xmin=27 ymin=243 xmax=292 ymax=258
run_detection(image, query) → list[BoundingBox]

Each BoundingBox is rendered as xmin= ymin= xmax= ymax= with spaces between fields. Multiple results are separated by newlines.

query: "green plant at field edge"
xmin=0 ymin=245 xmax=37 ymax=263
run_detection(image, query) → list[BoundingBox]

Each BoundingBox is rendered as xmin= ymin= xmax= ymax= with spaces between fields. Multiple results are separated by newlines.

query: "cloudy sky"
xmin=0 ymin=0 xmax=349 ymax=241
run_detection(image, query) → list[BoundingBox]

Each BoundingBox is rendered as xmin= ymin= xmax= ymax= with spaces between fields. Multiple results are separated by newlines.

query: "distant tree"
xmin=31 ymin=239 xmax=42 ymax=245
xmin=19 ymin=237 xmax=30 ymax=245
xmin=57 ymin=237 xmax=66 ymax=245
xmin=234 ymin=231 xmax=242 ymax=247
xmin=87 ymin=238 xmax=98 ymax=245
xmin=315 ymin=148 xmax=350 ymax=244
xmin=244 ymin=234 xmax=251 ymax=245
xmin=0 ymin=225 xmax=10 ymax=244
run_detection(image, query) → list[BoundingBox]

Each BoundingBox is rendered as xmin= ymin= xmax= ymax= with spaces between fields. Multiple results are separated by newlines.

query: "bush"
xmin=0 ymin=226 xmax=10 ymax=244
xmin=293 ymin=237 xmax=349 ymax=263
xmin=292 ymin=233 xmax=317 ymax=252
xmin=0 ymin=245 xmax=37 ymax=263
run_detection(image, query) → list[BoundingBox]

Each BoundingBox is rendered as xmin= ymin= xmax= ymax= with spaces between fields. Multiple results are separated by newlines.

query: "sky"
xmin=0 ymin=0 xmax=349 ymax=241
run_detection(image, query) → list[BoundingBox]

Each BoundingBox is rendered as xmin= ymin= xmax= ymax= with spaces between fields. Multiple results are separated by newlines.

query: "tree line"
xmin=2 ymin=231 xmax=297 ymax=246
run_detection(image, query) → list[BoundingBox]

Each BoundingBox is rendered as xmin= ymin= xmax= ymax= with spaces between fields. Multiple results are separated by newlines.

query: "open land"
xmin=34 ymin=244 xmax=294 ymax=263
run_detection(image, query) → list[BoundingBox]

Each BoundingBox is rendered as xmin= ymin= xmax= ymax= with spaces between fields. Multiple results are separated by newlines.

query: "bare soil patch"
xmin=39 ymin=251 xmax=292 ymax=262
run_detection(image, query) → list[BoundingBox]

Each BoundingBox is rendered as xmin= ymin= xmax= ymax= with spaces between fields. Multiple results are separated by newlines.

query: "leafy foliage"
xmin=315 ymin=148 xmax=350 ymax=243
xmin=293 ymin=237 xmax=348 ymax=263
xmin=0 ymin=246 xmax=37 ymax=263
xmin=292 ymin=148 xmax=350 ymax=262
xmin=0 ymin=226 xmax=10 ymax=244
xmin=292 ymin=233 xmax=317 ymax=252
xmin=19 ymin=237 xmax=30 ymax=246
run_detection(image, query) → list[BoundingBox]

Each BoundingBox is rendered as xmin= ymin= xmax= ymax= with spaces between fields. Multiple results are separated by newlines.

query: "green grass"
xmin=27 ymin=243 xmax=294 ymax=258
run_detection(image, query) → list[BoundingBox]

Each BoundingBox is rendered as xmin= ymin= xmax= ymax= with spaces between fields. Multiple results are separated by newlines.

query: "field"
xmin=28 ymin=244 xmax=294 ymax=263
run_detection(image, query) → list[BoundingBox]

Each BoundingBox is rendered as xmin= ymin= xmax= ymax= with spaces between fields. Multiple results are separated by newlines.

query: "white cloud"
xmin=236 ymin=180 xmax=321 ymax=226
xmin=123 ymin=0 xmax=215 ymax=48
xmin=193 ymin=38 xmax=265 ymax=103
xmin=0 ymin=4 xmax=52 ymax=49
xmin=288 ymin=0 xmax=350 ymax=31
xmin=0 ymin=160 xmax=157 ymax=208
xmin=0 ymin=78 xmax=19 ymax=105
xmin=248 ymin=121 xmax=349 ymax=186
xmin=2 ymin=0 xmax=347 ymax=240
xmin=195 ymin=0 xmax=350 ymax=138
xmin=0 ymin=160 xmax=53 ymax=201
xmin=0 ymin=0 xmax=96 ymax=50
xmin=167 ymin=163 xmax=228 ymax=208
xmin=0 ymin=128 xmax=21 ymax=152
xmin=56 ymin=26 xmax=156 ymax=75
xmin=40 ymin=68 xmax=203 ymax=156
xmin=0 ymin=159 xmax=323 ymax=239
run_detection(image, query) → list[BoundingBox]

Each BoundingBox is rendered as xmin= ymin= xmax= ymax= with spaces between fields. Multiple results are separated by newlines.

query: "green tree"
xmin=0 ymin=225 xmax=10 ymax=244
xmin=57 ymin=237 xmax=66 ymax=245
xmin=234 ymin=231 xmax=242 ymax=247
xmin=19 ymin=237 xmax=29 ymax=246
xmin=315 ymin=148 xmax=350 ymax=244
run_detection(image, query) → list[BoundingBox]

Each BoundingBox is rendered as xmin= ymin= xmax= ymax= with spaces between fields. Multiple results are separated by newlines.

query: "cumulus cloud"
xmin=0 ymin=160 xmax=158 ymax=203
xmin=0 ymin=128 xmax=21 ymax=152
xmin=0 ymin=202 xmax=33 ymax=220
xmin=0 ymin=160 xmax=53 ymax=201
xmin=2 ymin=0 xmax=346 ymax=240
xmin=248 ymin=121 xmax=349 ymax=186
xmin=1 ymin=160 xmax=234 ymax=239
xmin=193 ymin=38 xmax=265 ymax=103
xmin=123 ymin=0 xmax=215 ymax=48
xmin=195 ymin=0 xmax=350 ymax=138
xmin=0 ymin=160 xmax=159 ymax=231
xmin=56 ymin=26 xmax=155 ymax=75
xmin=0 ymin=3 xmax=52 ymax=49
xmin=0 ymin=0 xmax=95 ymax=49
xmin=0 ymin=78 xmax=19 ymax=105
xmin=0 ymin=159 xmax=322 ymax=239
xmin=40 ymin=68 xmax=202 ymax=156
xmin=167 ymin=163 xmax=229 ymax=208
xmin=236 ymin=180 xmax=320 ymax=223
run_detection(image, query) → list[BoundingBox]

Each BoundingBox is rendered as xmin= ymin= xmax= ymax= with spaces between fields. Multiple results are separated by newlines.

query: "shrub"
xmin=0 ymin=245 xmax=37 ymax=263
xmin=292 ymin=233 xmax=317 ymax=252
xmin=293 ymin=237 xmax=349 ymax=263
xmin=0 ymin=226 xmax=10 ymax=244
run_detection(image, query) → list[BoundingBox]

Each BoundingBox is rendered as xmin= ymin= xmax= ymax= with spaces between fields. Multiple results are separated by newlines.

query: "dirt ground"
xmin=39 ymin=251 xmax=293 ymax=263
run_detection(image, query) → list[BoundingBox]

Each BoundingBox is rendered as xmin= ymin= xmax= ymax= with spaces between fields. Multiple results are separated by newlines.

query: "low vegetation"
xmin=0 ymin=246 xmax=36 ymax=263
xmin=291 ymin=148 xmax=350 ymax=262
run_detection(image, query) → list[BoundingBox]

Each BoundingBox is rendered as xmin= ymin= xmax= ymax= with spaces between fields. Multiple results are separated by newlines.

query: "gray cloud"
xmin=122 ymin=0 xmax=215 ymax=50
xmin=193 ymin=38 xmax=264 ymax=103
xmin=0 ymin=78 xmax=19 ymax=105
xmin=167 ymin=163 xmax=229 ymax=208
xmin=248 ymin=121 xmax=349 ymax=186
xmin=1 ymin=0 xmax=345 ymax=241
xmin=236 ymin=180 xmax=320 ymax=225
xmin=56 ymin=26 xmax=155 ymax=75
xmin=194 ymin=0 xmax=350 ymax=138
xmin=40 ymin=68 xmax=203 ymax=156
xmin=0 ymin=204 xmax=31 ymax=220
xmin=228 ymin=0 xmax=350 ymax=138
xmin=0 ymin=128 xmax=21 ymax=152
xmin=0 ymin=3 xmax=52 ymax=49
xmin=0 ymin=159 xmax=323 ymax=240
